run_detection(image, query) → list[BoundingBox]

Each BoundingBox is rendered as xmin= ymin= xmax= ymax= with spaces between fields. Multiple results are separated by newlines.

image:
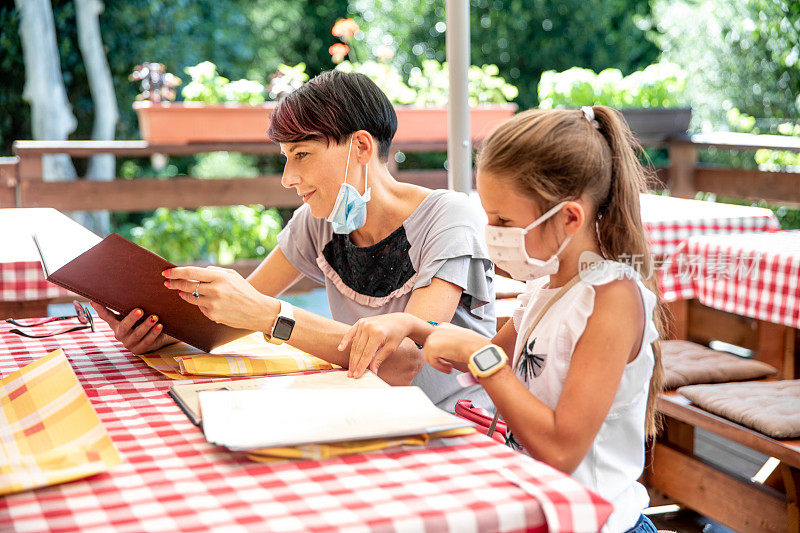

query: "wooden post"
xmin=758 ymin=320 xmax=795 ymax=379
xmin=0 ymin=156 xmax=19 ymax=207
xmin=664 ymin=418 xmax=695 ymax=454
xmin=666 ymin=299 xmax=688 ymax=340
xmin=668 ymin=141 xmax=698 ymax=199
xmin=783 ymin=464 xmax=800 ymax=533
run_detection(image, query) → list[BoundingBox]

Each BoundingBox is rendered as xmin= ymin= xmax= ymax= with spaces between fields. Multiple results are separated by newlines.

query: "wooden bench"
xmin=647 ymin=298 xmax=800 ymax=532
xmin=647 ymin=388 xmax=800 ymax=533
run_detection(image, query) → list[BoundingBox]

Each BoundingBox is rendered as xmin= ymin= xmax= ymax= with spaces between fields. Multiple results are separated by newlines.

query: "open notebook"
xmin=199 ymin=378 xmax=473 ymax=450
xmin=170 ymin=370 xmax=387 ymax=425
xmin=33 ymin=230 xmax=250 ymax=352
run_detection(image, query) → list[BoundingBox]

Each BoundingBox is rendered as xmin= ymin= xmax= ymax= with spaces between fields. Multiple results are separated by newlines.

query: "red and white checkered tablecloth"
xmin=0 ymin=260 xmax=69 ymax=302
xmin=640 ymin=194 xmax=781 ymax=258
xmin=0 ymin=321 xmax=613 ymax=533
xmin=659 ymin=231 xmax=800 ymax=328
xmin=1 ymin=208 xmax=84 ymax=303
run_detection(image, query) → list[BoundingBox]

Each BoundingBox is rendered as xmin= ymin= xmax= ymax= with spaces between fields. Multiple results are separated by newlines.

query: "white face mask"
xmin=485 ymin=201 xmax=572 ymax=281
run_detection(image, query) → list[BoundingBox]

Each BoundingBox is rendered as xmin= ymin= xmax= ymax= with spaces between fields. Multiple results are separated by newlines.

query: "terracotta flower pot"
xmin=133 ymin=101 xmax=518 ymax=145
xmin=392 ymin=104 xmax=518 ymax=143
xmin=133 ymin=101 xmax=278 ymax=145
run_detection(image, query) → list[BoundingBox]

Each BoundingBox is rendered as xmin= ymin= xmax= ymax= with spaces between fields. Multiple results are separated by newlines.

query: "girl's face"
xmin=280 ymin=138 xmax=356 ymax=219
xmin=476 ymin=170 xmax=565 ymax=261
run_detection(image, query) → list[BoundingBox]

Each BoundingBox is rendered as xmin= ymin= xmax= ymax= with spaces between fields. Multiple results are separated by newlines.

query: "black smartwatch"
xmin=264 ymin=300 xmax=295 ymax=344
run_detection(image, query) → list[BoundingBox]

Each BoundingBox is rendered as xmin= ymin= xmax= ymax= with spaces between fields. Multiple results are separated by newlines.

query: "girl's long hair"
xmin=477 ymin=107 xmax=667 ymax=439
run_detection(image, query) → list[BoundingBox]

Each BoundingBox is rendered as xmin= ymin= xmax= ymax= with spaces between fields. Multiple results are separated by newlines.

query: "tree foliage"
xmin=0 ymin=0 xmax=347 ymax=154
xmin=353 ymin=0 xmax=659 ymax=113
xmin=651 ymin=0 xmax=800 ymax=130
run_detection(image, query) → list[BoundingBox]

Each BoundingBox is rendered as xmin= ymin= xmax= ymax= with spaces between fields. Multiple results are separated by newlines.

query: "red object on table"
xmin=660 ymin=230 xmax=800 ymax=329
xmin=455 ymin=399 xmax=508 ymax=443
xmin=0 ymin=321 xmax=613 ymax=533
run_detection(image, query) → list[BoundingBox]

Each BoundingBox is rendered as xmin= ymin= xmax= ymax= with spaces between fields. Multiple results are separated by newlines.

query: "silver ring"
xmin=192 ymin=282 xmax=200 ymax=298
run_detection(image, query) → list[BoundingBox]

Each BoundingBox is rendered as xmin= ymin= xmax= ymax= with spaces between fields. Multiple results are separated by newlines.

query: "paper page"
xmin=171 ymin=370 xmax=388 ymax=424
xmin=199 ymin=386 xmax=472 ymax=450
xmin=33 ymin=226 xmax=102 ymax=277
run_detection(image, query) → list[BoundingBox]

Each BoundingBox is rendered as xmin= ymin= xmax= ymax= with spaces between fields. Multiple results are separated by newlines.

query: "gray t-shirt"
xmin=277 ymin=189 xmax=496 ymax=412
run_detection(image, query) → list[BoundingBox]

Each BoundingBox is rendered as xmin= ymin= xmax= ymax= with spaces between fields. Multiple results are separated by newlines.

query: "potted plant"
xmin=537 ymin=63 xmax=691 ymax=143
xmin=131 ymin=62 xmax=307 ymax=145
xmin=329 ymin=18 xmax=518 ymax=143
xmin=131 ymin=15 xmax=519 ymax=146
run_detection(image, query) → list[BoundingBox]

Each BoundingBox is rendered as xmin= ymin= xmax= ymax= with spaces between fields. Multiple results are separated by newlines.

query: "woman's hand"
xmin=162 ymin=266 xmax=279 ymax=332
xmin=338 ymin=313 xmax=423 ymax=378
xmin=422 ymin=323 xmax=491 ymax=374
xmin=91 ymin=303 xmax=176 ymax=354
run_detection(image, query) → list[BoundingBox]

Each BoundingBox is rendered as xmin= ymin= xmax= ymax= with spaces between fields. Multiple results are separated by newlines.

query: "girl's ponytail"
xmin=592 ymin=106 xmax=667 ymax=440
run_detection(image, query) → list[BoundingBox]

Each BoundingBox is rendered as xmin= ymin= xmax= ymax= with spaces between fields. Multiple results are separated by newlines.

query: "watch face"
xmin=473 ymin=347 xmax=502 ymax=371
xmin=272 ymin=316 xmax=295 ymax=340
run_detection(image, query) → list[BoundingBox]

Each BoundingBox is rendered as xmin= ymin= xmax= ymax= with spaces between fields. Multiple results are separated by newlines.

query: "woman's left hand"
xmin=338 ymin=313 xmax=421 ymax=378
xmin=163 ymin=266 xmax=278 ymax=332
xmin=422 ymin=323 xmax=491 ymax=374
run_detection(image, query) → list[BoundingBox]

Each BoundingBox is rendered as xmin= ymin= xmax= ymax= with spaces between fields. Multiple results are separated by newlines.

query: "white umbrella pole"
xmin=445 ymin=0 xmax=472 ymax=193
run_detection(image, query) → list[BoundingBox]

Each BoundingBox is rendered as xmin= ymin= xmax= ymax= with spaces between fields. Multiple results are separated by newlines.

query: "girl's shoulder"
xmin=577 ymin=258 xmax=657 ymax=312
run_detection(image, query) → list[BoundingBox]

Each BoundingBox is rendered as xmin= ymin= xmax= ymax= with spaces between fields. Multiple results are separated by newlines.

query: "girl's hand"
xmin=91 ymin=302 xmax=176 ymax=354
xmin=422 ymin=323 xmax=491 ymax=374
xmin=162 ymin=266 xmax=278 ymax=332
xmin=338 ymin=313 xmax=421 ymax=378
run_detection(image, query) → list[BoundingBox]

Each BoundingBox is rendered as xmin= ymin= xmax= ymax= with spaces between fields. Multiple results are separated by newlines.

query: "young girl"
xmin=339 ymin=106 xmax=665 ymax=532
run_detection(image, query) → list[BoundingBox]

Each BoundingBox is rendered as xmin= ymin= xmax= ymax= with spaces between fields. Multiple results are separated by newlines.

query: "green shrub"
xmin=190 ymin=152 xmax=260 ymax=179
xmin=537 ymin=62 xmax=688 ymax=109
xmin=181 ymin=61 xmax=266 ymax=104
xmin=727 ymin=108 xmax=800 ymax=172
xmin=130 ymin=205 xmax=283 ymax=264
xmin=335 ymin=59 xmax=518 ymax=106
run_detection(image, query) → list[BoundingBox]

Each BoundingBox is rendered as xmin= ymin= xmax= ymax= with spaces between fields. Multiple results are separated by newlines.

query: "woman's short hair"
xmin=267 ymin=70 xmax=397 ymax=162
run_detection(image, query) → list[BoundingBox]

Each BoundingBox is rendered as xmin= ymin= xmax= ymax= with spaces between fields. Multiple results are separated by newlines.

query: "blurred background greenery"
xmin=1 ymin=0 xmax=798 ymax=262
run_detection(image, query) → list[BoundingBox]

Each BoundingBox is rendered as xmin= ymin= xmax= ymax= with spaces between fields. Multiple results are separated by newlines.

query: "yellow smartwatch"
xmin=263 ymin=300 xmax=295 ymax=345
xmin=467 ymin=344 xmax=508 ymax=379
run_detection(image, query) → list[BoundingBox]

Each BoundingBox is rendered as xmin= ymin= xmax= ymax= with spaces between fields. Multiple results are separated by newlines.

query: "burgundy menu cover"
xmin=34 ymin=233 xmax=250 ymax=352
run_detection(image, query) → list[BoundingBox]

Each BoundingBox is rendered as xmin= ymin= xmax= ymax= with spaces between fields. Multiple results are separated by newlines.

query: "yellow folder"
xmin=137 ymin=332 xmax=334 ymax=379
xmin=0 ymin=349 xmax=121 ymax=495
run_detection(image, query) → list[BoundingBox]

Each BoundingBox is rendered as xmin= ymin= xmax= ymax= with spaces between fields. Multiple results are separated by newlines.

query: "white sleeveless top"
xmin=510 ymin=261 xmax=658 ymax=533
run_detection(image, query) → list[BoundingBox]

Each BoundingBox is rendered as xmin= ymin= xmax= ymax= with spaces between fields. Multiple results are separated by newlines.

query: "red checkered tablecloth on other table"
xmin=0 ymin=321 xmax=613 ymax=533
xmin=659 ymin=230 xmax=800 ymax=328
xmin=0 ymin=259 xmax=69 ymax=302
xmin=0 ymin=208 xmax=82 ymax=303
xmin=640 ymin=194 xmax=781 ymax=300
xmin=641 ymin=194 xmax=781 ymax=259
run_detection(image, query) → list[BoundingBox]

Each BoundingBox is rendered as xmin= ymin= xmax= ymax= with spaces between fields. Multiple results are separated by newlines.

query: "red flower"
xmin=332 ymin=18 xmax=359 ymax=40
xmin=329 ymin=43 xmax=350 ymax=64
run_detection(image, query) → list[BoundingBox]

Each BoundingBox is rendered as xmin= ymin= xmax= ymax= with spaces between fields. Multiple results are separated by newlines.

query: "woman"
xmin=94 ymin=70 xmax=496 ymax=411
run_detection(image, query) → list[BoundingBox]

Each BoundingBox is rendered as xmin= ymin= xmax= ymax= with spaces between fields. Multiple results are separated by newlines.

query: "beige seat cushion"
xmin=678 ymin=380 xmax=800 ymax=439
xmin=661 ymin=340 xmax=776 ymax=389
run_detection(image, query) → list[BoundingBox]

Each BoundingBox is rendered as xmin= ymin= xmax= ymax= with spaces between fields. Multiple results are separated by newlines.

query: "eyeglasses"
xmin=6 ymin=301 xmax=95 ymax=338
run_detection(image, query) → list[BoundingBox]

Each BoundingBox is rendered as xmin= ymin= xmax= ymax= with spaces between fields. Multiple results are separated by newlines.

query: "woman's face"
xmin=280 ymin=138 xmax=354 ymax=219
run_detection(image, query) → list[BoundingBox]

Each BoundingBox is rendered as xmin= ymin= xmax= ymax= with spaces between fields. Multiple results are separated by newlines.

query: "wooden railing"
xmin=2 ymin=132 xmax=799 ymax=212
xmin=2 ymin=141 xmax=453 ymax=211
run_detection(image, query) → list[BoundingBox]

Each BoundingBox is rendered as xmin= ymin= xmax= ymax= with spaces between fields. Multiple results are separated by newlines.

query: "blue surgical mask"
xmin=327 ymin=136 xmax=371 ymax=234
